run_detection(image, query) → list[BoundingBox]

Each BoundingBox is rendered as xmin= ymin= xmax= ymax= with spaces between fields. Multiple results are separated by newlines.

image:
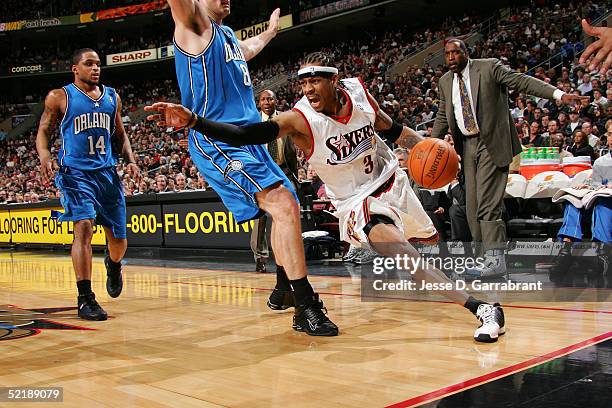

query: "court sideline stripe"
xmin=385 ymin=331 xmax=612 ymax=408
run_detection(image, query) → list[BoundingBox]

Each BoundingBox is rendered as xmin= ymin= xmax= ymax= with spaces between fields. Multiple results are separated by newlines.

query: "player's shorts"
xmin=189 ymin=131 xmax=297 ymax=223
xmin=337 ymin=169 xmax=437 ymax=249
xmin=55 ymin=166 xmax=126 ymax=239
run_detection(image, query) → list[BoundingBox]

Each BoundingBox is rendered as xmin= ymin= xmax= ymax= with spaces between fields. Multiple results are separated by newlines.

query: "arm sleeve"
xmin=191 ymin=115 xmax=280 ymax=146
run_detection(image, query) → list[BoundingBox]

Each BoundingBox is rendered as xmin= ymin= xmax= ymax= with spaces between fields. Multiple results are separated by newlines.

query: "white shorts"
xmin=337 ymin=169 xmax=437 ymax=249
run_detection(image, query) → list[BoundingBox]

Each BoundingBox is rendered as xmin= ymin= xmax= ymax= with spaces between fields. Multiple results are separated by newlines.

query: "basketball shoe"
xmin=105 ymin=256 xmax=123 ymax=298
xmin=466 ymin=249 xmax=506 ymax=278
xmin=78 ymin=293 xmax=108 ymax=321
xmin=474 ymin=303 xmax=505 ymax=343
xmin=293 ymin=294 xmax=338 ymax=336
xmin=267 ymin=289 xmax=295 ymax=310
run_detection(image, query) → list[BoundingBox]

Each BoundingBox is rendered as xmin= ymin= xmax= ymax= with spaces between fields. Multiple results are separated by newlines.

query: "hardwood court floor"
xmin=1 ymin=251 xmax=611 ymax=407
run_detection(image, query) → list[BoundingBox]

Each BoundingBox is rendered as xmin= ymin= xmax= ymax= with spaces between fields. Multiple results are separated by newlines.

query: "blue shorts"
xmin=189 ymin=131 xmax=297 ymax=223
xmin=55 ymin=166 xmax=127 ymax=239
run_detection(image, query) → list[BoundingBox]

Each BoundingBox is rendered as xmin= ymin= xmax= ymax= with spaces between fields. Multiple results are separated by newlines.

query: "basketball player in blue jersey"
xmin=36 ymin=48 xmax=140 ymax=321
xmin=166 ymin=0 xmax=338 ymax=336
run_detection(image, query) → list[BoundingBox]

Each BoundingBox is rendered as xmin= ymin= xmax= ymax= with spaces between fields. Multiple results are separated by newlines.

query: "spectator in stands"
xmin=155 ymin=174 xmax=170 ymax=192
xmin=577 ymin=73 xmax=593 ymax=95
xmin=393 ymin=148 xmax=409 ymax=170
xmin=582 ymin=122 xmax=599 ymax=148
xmin=306 ymin=165 xmax=324 ymax=198
xmin=566 ymin=109 xmax=582 ymax=135
xmin=297 ymin=167 xmax=307 ymax=182
xmin=175 ymin=173 xmax=190 ymax=191
xmin=593 ymin=88 xmax=607 ymax=106
xmin=569 ymin=130 xmax=597 ymax=162
xmin=552 ymin=133 xmax=573 ymax=160
xmin=511 ymin=97 xmax=526 ymax=120
xmin=550 ymin=133 xmax=612 ymax=284
xmin=196 ymin=175 xmax=208 ymax=190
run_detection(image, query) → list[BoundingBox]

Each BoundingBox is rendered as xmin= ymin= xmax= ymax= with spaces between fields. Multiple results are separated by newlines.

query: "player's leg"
xmin=188 ymin=137 xmax=337 ymax=336
xmin=266 ymin=218 xmax=295 ymax=310
xmin=96 ymin=168 xmax=128 ymax=298
xmin=256 ymin=183 xmax=338 ymax=336
xmin=72 ymin=219 xmax=107 ymax=321
xmin=103 ymin=227 xmax=126 ymax=298
xmin=367 ymin=220 xmax=505 ymax=342
xmin=56 ymin=168 xmax=107 ymax=321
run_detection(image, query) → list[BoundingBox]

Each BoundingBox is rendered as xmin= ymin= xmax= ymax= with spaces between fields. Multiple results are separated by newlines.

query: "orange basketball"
xmin=408 ymin=138 xmax=459 ymax=189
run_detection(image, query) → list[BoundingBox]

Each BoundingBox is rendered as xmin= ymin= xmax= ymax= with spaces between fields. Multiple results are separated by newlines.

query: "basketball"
xmin=408 ymin=138 xmax=459 ymax=189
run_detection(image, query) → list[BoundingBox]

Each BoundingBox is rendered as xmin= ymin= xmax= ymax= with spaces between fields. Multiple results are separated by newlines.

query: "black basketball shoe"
xmin=105 ymin=256 xmax=123 ymax=298
xmin=78 ymin=293 xmax=108 ymax=321
xmin=293 ymin=294 xmax=338 ymax=336
xmin=267 ymin=289 xmax=295 ymax=310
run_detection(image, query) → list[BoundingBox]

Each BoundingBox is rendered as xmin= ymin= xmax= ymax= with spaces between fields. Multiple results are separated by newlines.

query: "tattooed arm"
xmin=36 ymin=89 xmax=64 ymax=183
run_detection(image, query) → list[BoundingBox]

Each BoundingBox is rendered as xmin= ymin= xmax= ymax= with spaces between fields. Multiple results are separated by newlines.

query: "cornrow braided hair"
xmin=302 ymin=51 xmax=335 ymax=67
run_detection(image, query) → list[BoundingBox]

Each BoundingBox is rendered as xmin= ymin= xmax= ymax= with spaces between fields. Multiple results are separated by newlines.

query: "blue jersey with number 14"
xmin=59 ymin=83 xmax=118 ymax=170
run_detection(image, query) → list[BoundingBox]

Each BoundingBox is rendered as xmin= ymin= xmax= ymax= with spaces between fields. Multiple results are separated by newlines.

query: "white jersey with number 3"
xmin=293 ymin=77 xmax=436 ymax=247
xmin=293 ymin=77 xmax=398 ymax=212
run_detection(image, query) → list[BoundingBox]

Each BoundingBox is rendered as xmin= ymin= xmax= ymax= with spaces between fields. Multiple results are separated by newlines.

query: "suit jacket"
xmin=432 ymin=58 xmax=557 ymax=167
xmin=261 ymin=110 xmax=299 ymax=182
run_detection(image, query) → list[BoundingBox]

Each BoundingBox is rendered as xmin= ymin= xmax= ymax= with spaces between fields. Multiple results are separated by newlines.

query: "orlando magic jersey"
xmin=173 ymin=20 xmax=260 ymax=125
xmin=59 ymin=84 xmax=117 ymax=170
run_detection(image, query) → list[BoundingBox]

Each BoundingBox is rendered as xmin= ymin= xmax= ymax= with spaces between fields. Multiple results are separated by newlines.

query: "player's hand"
xmin=267 ymin=8 xmax=280 ymax=37
xmin=144 ymin=102 xmax=193 ymax=129
xmin=434 ymin=207 xmax=444 ymax=215
xmin=579 ymin=19 xmax=612 ymax=74
xmin=126 ymin=162 xmax=141 ymax=185
xmin=560 ymin=94 xmax=590 ymax=106
xmin=40 ymin=155 xmax=56 ymax=183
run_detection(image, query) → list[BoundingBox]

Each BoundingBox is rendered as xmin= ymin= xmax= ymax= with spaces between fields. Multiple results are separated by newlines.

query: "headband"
xmin=297 ymin=66 xmax=338 ymax=79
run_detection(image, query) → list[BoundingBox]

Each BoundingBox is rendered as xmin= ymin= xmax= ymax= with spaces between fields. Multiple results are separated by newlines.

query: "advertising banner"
xmin=126 ymin=205 xmax=164 ymax=247
xmin=11 ymin=114 xmax=32 ymax=128
xmin=8 ymin=208 xmax=106 ymax=245
xmin=94 ymin=1 xmax=169 ymax=21
xmin=107 ymin=49 xmax=157 ymax=66
xmin=234 ymin=14 xmax=293 ymax=41
xmin=158 ymin=45 xmax=175 ymax=59
xmin=162 ymin=202 xmax=254 ymax=249
xmin=8 ymin=64 xmax=46 ymax=76
xmin=299 ymin=0 xmax=370 ymax=23
xmin=0 ymin=211 xmax=10 ymax=243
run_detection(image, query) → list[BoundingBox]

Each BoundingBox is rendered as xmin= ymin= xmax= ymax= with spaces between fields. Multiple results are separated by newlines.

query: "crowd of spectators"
xmin=0 ymin=0 xmax=157 ymax=22
xmin=0 ymin=0 xmax=610 ymax=206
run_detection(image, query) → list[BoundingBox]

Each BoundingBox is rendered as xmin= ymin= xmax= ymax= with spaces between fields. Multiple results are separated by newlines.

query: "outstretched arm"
xmin=144 ymin=102 xmax=312 ymax=151
xmin=36 ymin=89 xmax=63 ymax=183
xmin=238 ymin=8 xmax=280 ymax=61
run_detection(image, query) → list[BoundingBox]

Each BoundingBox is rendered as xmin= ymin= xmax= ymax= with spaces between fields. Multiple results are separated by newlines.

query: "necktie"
xmin=266 ymin=114 xmax=281 ymax=164
xmin=268 ymin=139 xmax=280 ymax=164
xmin=457 ymin=73 xmax=477 ymax=133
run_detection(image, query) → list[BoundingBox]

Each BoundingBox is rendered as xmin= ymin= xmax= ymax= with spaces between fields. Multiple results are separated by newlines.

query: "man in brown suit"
xmin=432 ymin=39 xmax=585 ymax=277
xmin=252 ymin=90 xmax=299 ymax=272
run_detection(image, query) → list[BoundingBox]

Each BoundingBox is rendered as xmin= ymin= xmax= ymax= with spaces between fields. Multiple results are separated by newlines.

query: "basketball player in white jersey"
xmin=145 ymin=52 xmax=506 ymax=342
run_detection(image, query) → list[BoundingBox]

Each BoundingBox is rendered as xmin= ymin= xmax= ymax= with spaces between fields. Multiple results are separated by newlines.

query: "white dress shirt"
xmin=452 ymin=63 xmax=480 ymax=136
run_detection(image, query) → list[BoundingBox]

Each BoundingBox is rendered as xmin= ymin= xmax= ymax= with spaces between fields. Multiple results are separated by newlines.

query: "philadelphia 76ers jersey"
xmin=293 ymin=77 xmax=398 ymax=211
xmin=59 ymin=83 xmax=118 ymax=170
